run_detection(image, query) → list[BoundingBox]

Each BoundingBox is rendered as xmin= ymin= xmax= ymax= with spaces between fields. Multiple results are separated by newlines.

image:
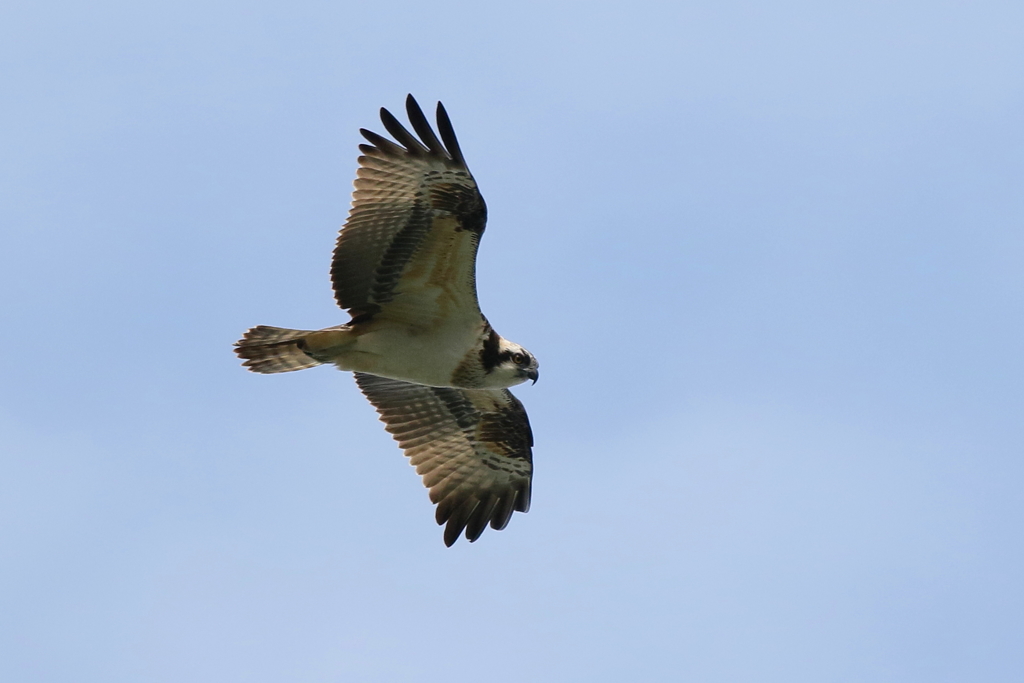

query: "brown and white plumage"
xmin=355 ymin=373 xmax=532 ymax=547
xmin=235 ymin=95 xmax=539 ymax=546
xmin=331 ymin=97 xmax=486 ymax=329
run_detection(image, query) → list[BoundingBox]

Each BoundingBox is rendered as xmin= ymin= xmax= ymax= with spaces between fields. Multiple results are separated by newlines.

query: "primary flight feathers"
xmin=235 ymin=95 xmax=539 ymax=546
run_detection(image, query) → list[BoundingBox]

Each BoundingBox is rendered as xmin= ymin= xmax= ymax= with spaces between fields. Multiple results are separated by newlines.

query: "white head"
xmin=479 ymin=331 xmax=539 ymax=389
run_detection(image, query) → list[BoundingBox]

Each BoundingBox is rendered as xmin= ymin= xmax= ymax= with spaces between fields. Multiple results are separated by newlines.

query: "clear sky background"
xmin=2 ymin=1 xmax=1022 ymax=681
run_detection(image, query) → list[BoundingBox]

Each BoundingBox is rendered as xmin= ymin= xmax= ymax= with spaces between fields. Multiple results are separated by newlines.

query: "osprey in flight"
xmin=235 ymin=95 xmax=539 ymax=547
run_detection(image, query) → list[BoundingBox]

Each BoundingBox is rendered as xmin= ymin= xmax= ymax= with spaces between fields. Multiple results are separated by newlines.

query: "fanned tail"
xmin=234 ymin=326 xmax=324 ymax=374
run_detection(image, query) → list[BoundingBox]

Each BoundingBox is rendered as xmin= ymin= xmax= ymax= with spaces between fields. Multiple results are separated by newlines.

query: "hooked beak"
xmin=526 ymin=368 xmax=539 ymax=384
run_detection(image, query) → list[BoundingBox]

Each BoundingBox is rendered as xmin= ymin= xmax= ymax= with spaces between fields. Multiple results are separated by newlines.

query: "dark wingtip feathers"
xmin=435 ymin=490 xmax=525 ymax=546
xmin=379 ymin=105 xmax=429 ymax=155
xmin=515 ymin=484 xmax=532 ymax=513
xmin=465 ymin=493 xmax=500 ymax=543
xmin=405 ymin=95 xmax=446 ymax=156
xmin=359 ymin=128 xmax=405 ymax=156
xmin=357 ymin=96 xmax=467 ymax=169
xmin=443 ymin=499 xmax=481 ymax=547
xmin=435 ymin=101 xmax=466 ymax=167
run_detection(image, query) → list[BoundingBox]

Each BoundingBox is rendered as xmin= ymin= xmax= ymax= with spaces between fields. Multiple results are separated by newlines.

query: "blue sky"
xmin=2 ymin=1 xmax=1022 ymax=681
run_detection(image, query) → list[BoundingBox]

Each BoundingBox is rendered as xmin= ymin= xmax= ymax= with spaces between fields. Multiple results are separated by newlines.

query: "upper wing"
xmin=332 ymin=95 xmax=487 ymax=328
xmin=354 ymin=372 xmax=533 ymax=547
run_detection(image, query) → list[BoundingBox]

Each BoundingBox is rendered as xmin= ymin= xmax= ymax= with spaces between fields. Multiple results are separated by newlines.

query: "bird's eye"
xmin=511 ymin=352 xmax=526 ymax=366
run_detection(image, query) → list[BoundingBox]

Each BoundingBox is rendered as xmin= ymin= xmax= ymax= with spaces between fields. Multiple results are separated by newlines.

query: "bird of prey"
xmin=235 ymin=95 xmax=539 ymax=547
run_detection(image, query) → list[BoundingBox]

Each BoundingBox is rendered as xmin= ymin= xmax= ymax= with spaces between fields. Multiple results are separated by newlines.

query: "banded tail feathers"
xmin=234 ymin=325 xmax=351 ymax=374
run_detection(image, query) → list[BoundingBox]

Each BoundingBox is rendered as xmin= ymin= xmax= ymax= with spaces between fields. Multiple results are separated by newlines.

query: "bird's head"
xmin=484 ymin=338 xmax=539 ymax=388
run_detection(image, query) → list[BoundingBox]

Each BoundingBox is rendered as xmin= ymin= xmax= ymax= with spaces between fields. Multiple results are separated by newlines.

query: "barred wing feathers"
xmin=354 ymin=372 xmax=533 ymax=546
xmin=332 ymin=95 xmax=487 ymax=328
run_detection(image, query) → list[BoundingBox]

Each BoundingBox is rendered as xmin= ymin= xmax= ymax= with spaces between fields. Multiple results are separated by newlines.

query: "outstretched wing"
xmin=354 ymin=372 xmax=533 ymax=547
xmin=332 ymin=95 xmax=487 ymax=328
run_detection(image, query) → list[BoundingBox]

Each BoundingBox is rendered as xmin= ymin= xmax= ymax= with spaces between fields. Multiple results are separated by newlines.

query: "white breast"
xmin=332 ymin=317 xmax=483 ymax=388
